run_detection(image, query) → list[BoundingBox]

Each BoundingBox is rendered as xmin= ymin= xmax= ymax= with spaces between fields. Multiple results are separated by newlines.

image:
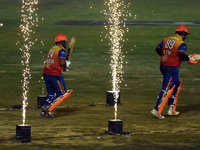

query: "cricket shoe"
xmin=151 ymin=108 xmax=165 ymax=119
xmin=40 ymin=112 xmax=51 ymax=118
xmin=167 ymin=110 xmax=179 ymax=116
xmin=40 ymin=112 xmax=45 ymax=118
xmin=66 ymin=89 xmax=73 ymax=93
xmin=42 ymin=106 xmax=54 ymax=118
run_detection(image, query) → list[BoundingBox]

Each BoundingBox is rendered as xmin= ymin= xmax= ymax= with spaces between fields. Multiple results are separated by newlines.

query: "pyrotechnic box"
xmin=108 ymin=119 xmax=123 ymax=134
xmin=16 ymin=124 xmax=31 ymax=143
xmin=106 ymin=91 xmax=120 ymax=106
xmin=37 ymin=95 xmax=46 ymax=108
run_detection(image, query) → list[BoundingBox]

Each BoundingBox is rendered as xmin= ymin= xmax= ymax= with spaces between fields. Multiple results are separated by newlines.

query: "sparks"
xmin=103 ymin=0 xmax=131 ymax=120
xmin=18 ymin=0 xmax=39 ymax=125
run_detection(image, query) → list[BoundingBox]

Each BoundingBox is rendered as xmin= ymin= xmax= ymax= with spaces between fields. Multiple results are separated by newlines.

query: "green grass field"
xmin=0 ymin=0 xmax=200 ymax=149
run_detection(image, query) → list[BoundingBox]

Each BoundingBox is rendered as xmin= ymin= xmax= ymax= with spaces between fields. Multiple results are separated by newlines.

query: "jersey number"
xmin=48 ymin=49 xmax=55 ymax=58
xmin=165 ymin=39 xmax=175 ymax=49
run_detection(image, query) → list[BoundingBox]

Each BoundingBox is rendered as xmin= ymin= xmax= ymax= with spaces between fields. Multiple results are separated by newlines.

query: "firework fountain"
xmin=16 ymin=0 xmax=39 ymax=143
xmin=102 ymin=0 xmax=131 ymax=134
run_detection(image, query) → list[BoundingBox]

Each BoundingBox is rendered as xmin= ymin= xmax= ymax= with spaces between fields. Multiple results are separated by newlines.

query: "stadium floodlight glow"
xmin=16 ymin=0 xmax=39 ymax=142
xmin=103 ymin=0 xmax=131 ymax=134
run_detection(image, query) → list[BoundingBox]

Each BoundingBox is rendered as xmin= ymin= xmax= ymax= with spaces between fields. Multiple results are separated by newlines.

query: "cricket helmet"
xmin=176 ymin=25 xmax=190 ymax=34
xmin=54 ymin=33 xmax=69 ymax=42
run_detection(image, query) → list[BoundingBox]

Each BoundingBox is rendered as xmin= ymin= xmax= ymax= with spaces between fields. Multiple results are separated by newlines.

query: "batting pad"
xmin=48 ymin=90 xmax=73 ymax=112
xmin=173 ymin=82 xmax=181 ymax=114
xmin=158 ymin=85 xmax=175 ymax=115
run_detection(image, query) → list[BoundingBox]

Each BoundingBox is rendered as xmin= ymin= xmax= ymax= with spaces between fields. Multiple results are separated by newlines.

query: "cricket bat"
xmin=194 ymin=54 xmax=200 ymax=60
xmin=64 ymin=37 xmax=76 ymax=71
xmin=66 ymin=37 xmax=76 ymax=61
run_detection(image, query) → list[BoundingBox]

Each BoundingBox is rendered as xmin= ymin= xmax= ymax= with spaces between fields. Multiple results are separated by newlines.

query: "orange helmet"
xmin=54 ymin=33 xmax=68 ymax=42
xmin=176 ymin=25 xmax=190 ymax=34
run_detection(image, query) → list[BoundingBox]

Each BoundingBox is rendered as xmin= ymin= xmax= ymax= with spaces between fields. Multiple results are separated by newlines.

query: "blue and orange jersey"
xmin=158 ymin=34 xmax=187 ymax=68
xmin=43 ymin=44 xmax=66 ymax=76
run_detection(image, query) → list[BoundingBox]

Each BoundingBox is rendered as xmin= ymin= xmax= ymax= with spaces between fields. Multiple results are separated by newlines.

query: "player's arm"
xmin=178 ymin=43 xmax=189 ymax=61
xmin=179 ymin=52 xmax=189 ymax=61
xmin=59 ymin=58 xmax=65 ymax=67
xmin=155 ymin=41 xmax=163 ymax=56
xmin=156 ymin=46 xmax=162 ymax=56
xmin=178 ymin=43 xmax=198 ymax=64
xmin=59 ymin=49 xmax=66 ymax=67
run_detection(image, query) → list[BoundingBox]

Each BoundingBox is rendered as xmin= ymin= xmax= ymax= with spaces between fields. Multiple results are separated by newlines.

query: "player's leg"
xmin=173 ymin=82 xmax=181 ymax=114
xmin=41 ymin=74 xmax=66 ymax=118
xmin=40 ymin=74 xmax=56 ymax=118
xmin=59 ymin=76 xmax=66 ymax=93
xmin=168 ymin=82 xmax=181 ymax=115
xmin=157 ymin=85 xmax=175 ymax=115
xmin=167 ymin=68 xmax=180 ymax=115
xmin=48 ymin=76 xmax=73 ymax=112
xmin=48 ymin=90 xmax=73 ymax=112
xmin=151 ymin=88 xmax=174 ymax=119
xmin=151 ymin=65 xmax=173 ymax=119
xmin=43 ymin=76 xmax=72 ymax=117
xmin=43 ymin=76 xmax=66 ymax=109
xmin=154 ymin=74 xmax=172 ymax=110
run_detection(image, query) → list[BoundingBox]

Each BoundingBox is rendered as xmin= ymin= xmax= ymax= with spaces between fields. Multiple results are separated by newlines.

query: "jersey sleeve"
xmin=58 ymin=49 xmax=66 ymax=58
xmin=178 ymin=43 xmax=187 ymax=53
xmin=158 ymin=40 xmax=164 ymax=49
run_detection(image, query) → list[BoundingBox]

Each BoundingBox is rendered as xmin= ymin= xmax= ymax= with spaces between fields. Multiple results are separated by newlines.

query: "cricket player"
xmin=40 ymin=33 xmax=71 ymax=118
xmin=151 ymin=25 xmax=198 ymax=119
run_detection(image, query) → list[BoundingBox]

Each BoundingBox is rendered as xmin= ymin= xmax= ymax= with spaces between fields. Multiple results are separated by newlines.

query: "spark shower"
xmin=17 ymin=0 xmax=39 ymax=125
xmin=103 ymin=0 xmax=131 ymax=119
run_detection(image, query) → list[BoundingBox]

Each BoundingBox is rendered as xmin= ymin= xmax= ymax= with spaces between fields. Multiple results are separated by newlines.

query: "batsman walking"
xmin=40 ymin=33 xmax=73 ymax=118
xmin=151 ymin=25 xmax=198 ymax=119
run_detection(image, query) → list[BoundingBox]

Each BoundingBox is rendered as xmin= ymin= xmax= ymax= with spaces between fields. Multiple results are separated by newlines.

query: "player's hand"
xmin=63 ymin=61 xmax=71 ymax=72
xmin=64 ymin=60 xmax=71 ymax=71
xmin=188 ymin=54 xmax=198 ymax=64
xmin=66 ymin=60 xmax=71 ymax=68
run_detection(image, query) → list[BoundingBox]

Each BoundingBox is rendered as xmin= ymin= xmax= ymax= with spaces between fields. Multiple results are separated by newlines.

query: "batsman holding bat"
xmin=40 ymin=33 xmax=75 ymax=118
xmin=151 ymin=25 xmax=198 ymax=119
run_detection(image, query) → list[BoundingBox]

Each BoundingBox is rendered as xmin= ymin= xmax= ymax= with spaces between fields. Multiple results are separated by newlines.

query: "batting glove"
xmin=188 ymin=53 xmax=198 ymax=64
xmin=63 ymin=61 xmax=71 ymax=72
xmin=66 ymin=60 xmax=71 ymax=68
